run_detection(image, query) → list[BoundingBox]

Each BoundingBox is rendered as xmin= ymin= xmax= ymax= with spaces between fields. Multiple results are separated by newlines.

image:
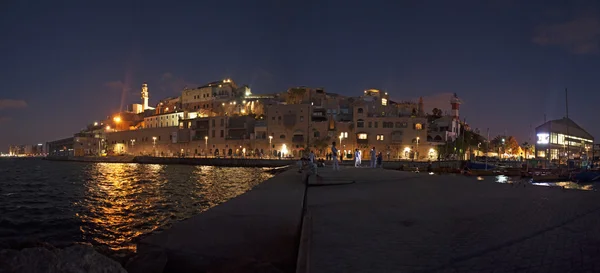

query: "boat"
xmin=467 ymin=169 xmax=498 ymax=176
xmin=571 ymin=171 xmax=600 ymax=183
xmin=466 ymin=161 xmax=496 ymax=170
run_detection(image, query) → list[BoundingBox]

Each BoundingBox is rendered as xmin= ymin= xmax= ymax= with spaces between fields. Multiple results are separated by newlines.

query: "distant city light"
xmin=113 ymin=116 xmax=121 ymax=123
xmin=94 ymin=122 xmax=98 ymax=126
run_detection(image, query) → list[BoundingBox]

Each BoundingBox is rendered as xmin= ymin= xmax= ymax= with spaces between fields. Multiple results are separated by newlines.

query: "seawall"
xmin=132 ymin=168 xmax=306 ymax=272
xmin=45 ymin=155 xmax=295 ymax=168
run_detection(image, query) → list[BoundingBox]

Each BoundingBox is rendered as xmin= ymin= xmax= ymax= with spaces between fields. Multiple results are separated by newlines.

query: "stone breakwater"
xmin=45 ymin=155 xmax=295 ymax=167
xmin=0 ymin=243 xmax=127 ymax=273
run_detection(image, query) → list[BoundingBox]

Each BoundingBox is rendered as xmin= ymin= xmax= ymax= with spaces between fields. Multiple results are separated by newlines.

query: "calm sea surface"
xmin=0 ymin=158 xmax=274 ymax=257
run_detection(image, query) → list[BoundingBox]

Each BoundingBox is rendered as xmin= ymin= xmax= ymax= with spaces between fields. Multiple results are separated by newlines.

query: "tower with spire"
xmin=418 ymin=97 xmax=424 ymax=116
xmin=141 ymin=82 xmax=149 ymax=110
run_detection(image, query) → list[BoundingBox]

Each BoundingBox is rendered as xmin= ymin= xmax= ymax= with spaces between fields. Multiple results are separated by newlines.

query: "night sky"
xmin=1 ymin=0 xmax=600 ymax=152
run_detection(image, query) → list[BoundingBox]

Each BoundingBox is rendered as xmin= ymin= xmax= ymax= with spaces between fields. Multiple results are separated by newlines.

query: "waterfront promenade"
xmin=303 ymin=167 xmax=600 ymax=273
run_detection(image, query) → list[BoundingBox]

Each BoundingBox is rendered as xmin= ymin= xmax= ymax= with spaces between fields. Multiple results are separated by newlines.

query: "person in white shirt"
xmin=331 ymin=142 xmax=340 ymax=171
xmin=357 ymin=149 xmax=362 ymax=166
xmin=370 ymin=147 xmax=376 ymax=168
xmin=309 ymin=150 xmax=315 ymax=163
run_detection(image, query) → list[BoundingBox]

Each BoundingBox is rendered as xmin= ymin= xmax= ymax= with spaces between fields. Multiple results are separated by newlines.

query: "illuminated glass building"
xmin=535 ymin=117 xmax=594 ymax=161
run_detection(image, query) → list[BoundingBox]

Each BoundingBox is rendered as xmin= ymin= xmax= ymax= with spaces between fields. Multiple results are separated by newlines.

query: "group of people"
xmin=298 ymin=142 xmax=385 ymax=173
xmin=330 ymin=142 xmax=383 ymax=171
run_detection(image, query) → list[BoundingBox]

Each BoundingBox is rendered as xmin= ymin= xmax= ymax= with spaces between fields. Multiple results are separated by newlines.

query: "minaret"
xmin=418 ymin=97 xmax=424 ymax=116
xmin=450 ymin=93 xmax=461 ymax=120
xmin=141 ymin=83 xmax=149 ymax=110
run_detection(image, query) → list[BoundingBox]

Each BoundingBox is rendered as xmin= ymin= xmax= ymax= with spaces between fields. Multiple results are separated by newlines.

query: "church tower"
xmin=141 ymin=83 xmax=149 ymax=110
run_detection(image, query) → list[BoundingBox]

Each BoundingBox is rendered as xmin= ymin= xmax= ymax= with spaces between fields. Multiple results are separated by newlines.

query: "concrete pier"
xmin=303 ymin=167 xmax=600 ymax=273
xmin=135 ymin=168 xmax=306 ymax=272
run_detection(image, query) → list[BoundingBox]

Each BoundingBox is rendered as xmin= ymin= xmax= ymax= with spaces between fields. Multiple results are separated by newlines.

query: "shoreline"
xmin=44 ymin=155 xmax=296 ymax=168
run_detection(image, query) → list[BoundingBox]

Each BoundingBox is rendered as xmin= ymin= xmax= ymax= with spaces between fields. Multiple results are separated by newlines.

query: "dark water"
xmin=0 ymin=158 xmax=274 ymax=257
xmin=476 ymin=174 xmax=599 ymax=190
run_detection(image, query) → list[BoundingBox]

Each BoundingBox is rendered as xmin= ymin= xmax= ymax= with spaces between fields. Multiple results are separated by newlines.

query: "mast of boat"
xmin=485 ymin=128 xmax=489 ymax=170
xmin=566 ymin=88 xmax=570 ymax=165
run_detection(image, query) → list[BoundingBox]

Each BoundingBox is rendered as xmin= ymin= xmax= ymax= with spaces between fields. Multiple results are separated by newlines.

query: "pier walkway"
xmin=303 ymin=167 xmax=600 ymax=273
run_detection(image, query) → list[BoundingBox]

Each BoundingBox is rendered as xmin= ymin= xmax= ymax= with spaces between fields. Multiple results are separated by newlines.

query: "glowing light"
xmin=281 ymin=144 xmax=288 ymax=156
xmin=537 ymin=133 xmax=549 ymax=144
xmin=404 ymin=147 xmax=411 ymax=152
xmin=106 ymin=126 xmax=111 ymax=130
xmin=94 ymin=122 xmax=98 ymax=126
xmin=113 ymin=116 xmax=121 ymax=123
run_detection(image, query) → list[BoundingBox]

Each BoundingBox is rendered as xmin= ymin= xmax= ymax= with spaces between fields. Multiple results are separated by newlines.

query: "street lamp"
xmin=204 ymin=136 xmax=208 ymax=157
xmin=415 ymin=137 xmax=420 ymax=161
xmin=130 ymin=139 xmax=135 ymax=154
xmin=269 ymin=135 xmax=273 ymax=158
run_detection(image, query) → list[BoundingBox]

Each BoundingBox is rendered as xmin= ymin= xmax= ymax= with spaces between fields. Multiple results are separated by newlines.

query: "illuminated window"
xmin=377 ymin=134 xmax=384 ymax=141
xmin=557 ymin=134 xmax=565 ymax=145
xmin=382 ymin=98 xmax=388 ymax=106
xmin=550 ymin=133 xmax=558 ymax=144
xmin=414 ymin=123 xmax=423 ymax=130
xmin=537 ymin=150 xmax=546 ymax=157
xmin=358 ymin=133 xmax=368 ymax=140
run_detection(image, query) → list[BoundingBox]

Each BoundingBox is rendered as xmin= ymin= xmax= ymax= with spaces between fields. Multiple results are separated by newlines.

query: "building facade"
xmin=535 ymin=117 xmax=594 ymax=161
xmin=47 ymin=79 xmax=466 ymax=161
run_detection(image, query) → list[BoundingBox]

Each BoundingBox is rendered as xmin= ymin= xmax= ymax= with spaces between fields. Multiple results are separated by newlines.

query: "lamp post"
xmin=204 ymin=136 xmax=208 ymax=157
xmin=130 ymin=139 xmax=135 ymax=155
xmin=269 ymin=135 xmax=273 ymax=158
xmin=416 ymin=137 xmax=420 ymax=161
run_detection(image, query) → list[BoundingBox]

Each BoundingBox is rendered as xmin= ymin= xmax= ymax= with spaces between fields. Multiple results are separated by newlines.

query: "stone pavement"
xmin=305 ymin=167 xmax=600 ymax=273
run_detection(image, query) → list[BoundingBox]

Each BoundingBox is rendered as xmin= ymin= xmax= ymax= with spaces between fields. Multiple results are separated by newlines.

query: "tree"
xmin=427 ymin=108 xmax=443 ymax=123
xmin=521 ymin=142 xmax=534 ymax=158
xmin=505 ymin=136 xmax=519 ymax=155
xmin=490 ymin=135 xmax=506 ymax=154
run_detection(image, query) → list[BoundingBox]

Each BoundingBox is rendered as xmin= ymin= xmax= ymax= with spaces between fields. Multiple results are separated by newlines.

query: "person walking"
xmin=354 ymin=149 xmax=359 ymax=167
xmin=370 ymin=147 xmax=377 ymax=168
xmin=377 ymin=152 xmax=383 ymax=168
xmin=309 ymin=150 xmax=315 ymax=164
xmin=331 ymin=142 xmax=340 ymax=171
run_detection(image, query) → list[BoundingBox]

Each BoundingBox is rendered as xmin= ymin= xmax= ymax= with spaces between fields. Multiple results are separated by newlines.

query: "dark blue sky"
xmin=1 ymin=0 xmax=600 ymax=152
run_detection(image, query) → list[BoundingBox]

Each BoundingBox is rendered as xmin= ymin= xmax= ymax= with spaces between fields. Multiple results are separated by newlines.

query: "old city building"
xmin=46 ymin=78 xmax=469 ymax=161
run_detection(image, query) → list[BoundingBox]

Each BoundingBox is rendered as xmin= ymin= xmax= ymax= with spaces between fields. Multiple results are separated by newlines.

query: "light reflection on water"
xmin=0 ymin=159 xmax=274 ymax=258
xmin=475 ymin=174 xmax=598 ymax=191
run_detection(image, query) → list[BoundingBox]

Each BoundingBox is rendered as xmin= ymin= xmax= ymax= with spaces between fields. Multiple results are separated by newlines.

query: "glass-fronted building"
xmin=535 ymin=117 xmax=594 ymax=161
